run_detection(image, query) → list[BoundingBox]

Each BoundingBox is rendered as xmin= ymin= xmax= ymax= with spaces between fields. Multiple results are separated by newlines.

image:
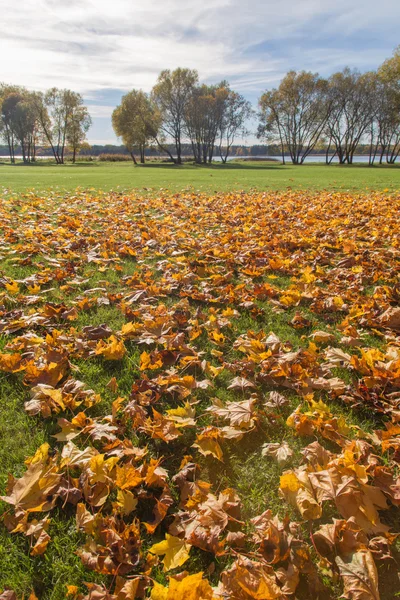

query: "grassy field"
xmin=0 ymin=187 xmax=400 ymax=599
xmin=0 ymin=159 xmax=399 ymax=193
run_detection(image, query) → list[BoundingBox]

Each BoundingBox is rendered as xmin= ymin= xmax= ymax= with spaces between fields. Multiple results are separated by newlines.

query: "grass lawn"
xmin=0 ymin=159 xmax=399 ymax=193
xmin=0 ymin=187 xmax=400 ymax=599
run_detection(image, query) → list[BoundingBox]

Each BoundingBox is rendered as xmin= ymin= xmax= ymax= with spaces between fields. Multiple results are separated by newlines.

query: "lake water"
xmin=221 ymin=155 xmax=379 ymax=164
xmin=1 ymin=154 xmax=392 ymax=164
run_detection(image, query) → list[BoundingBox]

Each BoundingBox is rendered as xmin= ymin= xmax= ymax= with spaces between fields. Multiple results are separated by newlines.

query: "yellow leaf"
xmin=116 ymin=489 xmax=138 ymax=515
xmin=149 ymin=533 xmax=192 ymax=571
xmin=95 ymin=335 xmax=126 ymax=360
xmin=140 ymin=351 xmax=163 ymax=371
xmin=192 ymin=431 xmax=223 ymax=461
xmin=280 ymin=472 xmax=300 ymax=493
xmin=150 ymin=582 xmax=168 ymax=600
xmin=151 ymin=572 xmax=214 ymax=600
xmin=5 ymin=280 xmax=20 ymax=295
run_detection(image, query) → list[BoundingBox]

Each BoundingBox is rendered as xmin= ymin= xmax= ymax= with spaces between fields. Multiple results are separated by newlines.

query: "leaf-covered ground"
xmin=0 ymin=189 xmax=399 ymax=600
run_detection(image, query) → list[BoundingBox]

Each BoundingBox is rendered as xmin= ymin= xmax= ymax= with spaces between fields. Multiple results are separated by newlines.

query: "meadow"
xmin=0 ymin=172 xmax=400 ymax=599
xmin=0 ymin=159 xmax=399 ymax=193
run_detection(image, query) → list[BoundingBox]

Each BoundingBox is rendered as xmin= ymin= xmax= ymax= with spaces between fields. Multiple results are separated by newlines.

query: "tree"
xmin=152 ymin=68 xmax=198 ymax=164
xmin=0 ymin=84 xmax=24 ymax=163
xmin=379 ymin=45 xmax=400 ymax=92
xmin=324 ymin=69 xmax=376 ymax=164
xmin=373 ymin=46 xmax=400 ymax=164
xmin=66 ymin=105 xmax=92 ymax=162
xmin=33 ymin=89 xmax=90 ymax=164
xmin=184 ymin=83 xmax=228 ymax=164
xmin=112 ymin=90 xmax=160 ymax=164
xmin=258 ymin=71 xmax=330 ymax=165
xmin=0 ymin=87 xmax=40 ymax=163
xmin=218 ymin=89 xmax=252 ymax=163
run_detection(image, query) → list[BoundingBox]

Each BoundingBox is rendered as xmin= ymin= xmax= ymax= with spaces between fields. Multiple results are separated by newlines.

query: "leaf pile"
xmin=0 ymin=189 xmax=400 ymax=599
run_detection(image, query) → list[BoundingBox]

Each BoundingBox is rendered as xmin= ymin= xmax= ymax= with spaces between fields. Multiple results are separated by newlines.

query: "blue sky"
xmin=0 ymin=0 xmax=398 ymax=144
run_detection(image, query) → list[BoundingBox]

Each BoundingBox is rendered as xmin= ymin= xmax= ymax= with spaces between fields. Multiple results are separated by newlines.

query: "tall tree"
xmin=218 ymin=88 xmax=252 ymax=163
xmin=184 ymin=83 xmax=228 ymax=164
xmin=112 ymin=90 xmax=160 ymax=164
xmin=33 ymin=89 xmax=90 ymax=164
xmin=258 ymin=71 xmax=331 ymax=165
xmin=152 ymin=68 xmax=198 ymax=164
xmin=66 ymin=104 xmax=92 ymax=163
xmin=0 ymin=84 xmax=24 ymax=163
xmin=324 ymin=69 xmax=376 ymax=164
xmin=0 ymin=87 xmax=40 ymax=163
xmin=379 ymin=45 xmax=400 ymax=92
xmin=374 ymin=46 xmax=400 ymax=164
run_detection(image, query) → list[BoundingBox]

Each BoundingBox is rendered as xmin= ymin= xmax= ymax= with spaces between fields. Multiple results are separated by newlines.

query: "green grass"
xmin=0 ymin=159 xmax=399 ymax=193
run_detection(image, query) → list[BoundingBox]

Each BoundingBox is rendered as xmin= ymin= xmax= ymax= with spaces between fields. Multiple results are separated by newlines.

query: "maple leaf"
xmin=115 ymin=489 xmax=138 ymax=516
xmin=217 ymin=556 xmax=283 ymax=599
xmin=115 ymin=463 xmax=143 ymax=489
xmin=192 ymin=428 xmax=224 ymax=461
xmin=95 ymin=335 xmax=126 ymax=360
xmin=376 ymin=306 xmax=400 ymax=331
xmin=139 ymin=350 xmax=163 ymax=371
xmin=76 ymin=503 xmax=96 ymax=534
xmin=264 ymin=391 xmax=289 ymax=410
xmin=149 ymin=534 xmax=192 ymax=571
xmin=0 ymin=352 xmax=24 ymax=373
xmin=262 ymin=441 xmax=293 ymax=465
xmin=336 ymin=550 xmax=380 ymax=600
xmin=310 ymin=330 xmax=336 ymax=344
xmin=227 ymin=376 xmax=255 ymax=391
xmin=5 ymin=280 xmax=20 ymax=295
xmin=279 ymin=470 xmax=321 ymax=520
xmin=206 ymin=397 xmax=256 ymax=429
xmin=166 ymin=402 xmax=196 ymax=427
xmin=82 ymin=323 xmax=113 ymax=340
xmin=150 ymin=572 xmax=215 ymax=600
xmin=1 ymin=445 xmax=61 ymax=517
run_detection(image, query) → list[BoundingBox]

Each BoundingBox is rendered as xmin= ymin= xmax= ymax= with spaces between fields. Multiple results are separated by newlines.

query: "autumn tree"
xmin=112 ymin=90 xmax=160 ymax=164
xmin=184 ymin=83 xmax=229 ymax=164
xmin=324 ymin=69 xmax=376 ymax=164
xmin=379 ymin=45 xmax=400 ymax=92
xmin=218 ymin=88 xmax=252 ymax=163
xmin=372 ymin=46 xmax=400 ymax=164
xmin=33 ymin=88 xmax=90 ymax=164
xmin=0 ymin=86 xmax=41 ymax=163
xmin=152 ymin=68 xmax=198 ymax=164
xmin=258 ymin=71 xmax=331 ymax=165
xmin=0 ymin=84 xmax=24 ymax=162
xmin=66 ymin=104 xmax=92 ymax=163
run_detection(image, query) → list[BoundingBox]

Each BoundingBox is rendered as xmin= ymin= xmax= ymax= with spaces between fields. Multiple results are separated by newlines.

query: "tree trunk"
xmin=176 ymin=137 xmax=182 ymax=164
xmin=130 ymin=152 xmax=137 ymax=165
xmin=154 ymin=136 xmax=176 ymax=163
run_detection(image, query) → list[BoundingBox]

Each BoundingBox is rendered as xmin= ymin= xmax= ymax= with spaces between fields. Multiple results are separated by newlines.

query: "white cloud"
xmin=87 ymin=105 xmax=115 ymax=119
xmin=1 ymin=0 xmax=398 ymax=95
xmin=1 ymin=0 xmax=398 ymax=143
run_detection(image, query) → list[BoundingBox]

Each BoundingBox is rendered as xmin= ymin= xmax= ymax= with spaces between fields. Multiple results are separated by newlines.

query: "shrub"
xmin=98 ymin=153 xmax=132 ymax=162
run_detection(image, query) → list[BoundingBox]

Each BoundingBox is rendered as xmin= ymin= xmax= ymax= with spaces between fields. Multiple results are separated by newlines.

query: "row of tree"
xmin=112 ymin=47 xmax=400 ymax=166
xmin=112 ymin=69 xmax=252 ymax=164
xmin=257 ymin=47 xmax=400 ymax=165
xmin=0 ymin=85 xmax=92 ymax=163
xmin=2 ymin=46 xmax=399 ymax=166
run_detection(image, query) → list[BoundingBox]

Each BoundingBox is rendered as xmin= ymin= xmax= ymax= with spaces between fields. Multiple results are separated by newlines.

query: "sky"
xmin=0 ymin=0 xmax=399 ymax=144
